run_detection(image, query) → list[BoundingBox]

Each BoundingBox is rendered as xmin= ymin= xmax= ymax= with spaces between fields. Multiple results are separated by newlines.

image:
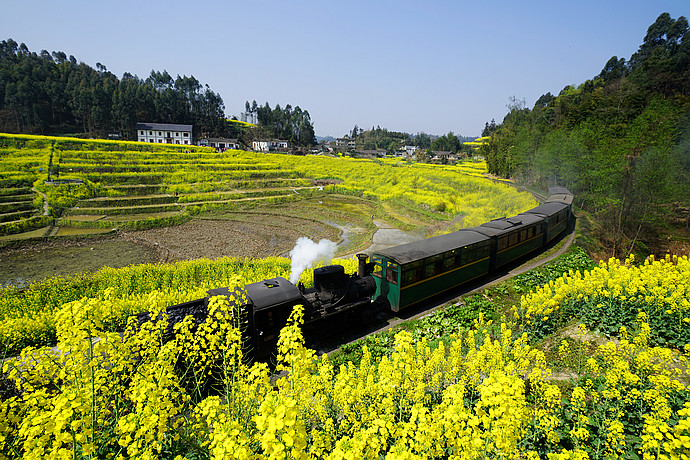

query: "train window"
xmin=509 ymin=233 xmax=518 ymax=246
xmin=429 ymin=254 xmax=443 ymax=264
xmin=444 ymin=249 xmax=458 ymax=270
xmin=402 ymin=267 xmax=421 ymax=285
xmin=435 ymin=260 xmax=443 ymax=274
xmin=372 ymin=256 xmax=383 ymax=278
xmin=407 ymin=260 xmax=423 ymax=269
xmin=535 ymin=225 xmax=542 ymax=235
xmin=386 ymin=263 xmax=399 ymax=285
xmin=478 ymin=243 xmax=490 ymax=259
xmin=425 ymin=254 xmax=443 ymax=277
xmin=520 ymin=229 xmax=527 ymax=241
xmin=444 ymin=256 xmax=455 ymax=270
xmin=460 ymin=246 xmax=469 ymax=265
xmin=467 ymin=245 xmax=477 ymax=263
xmin=498 ymin=237 xmax=508 ymax=251
xmin=402 ymin=270 xmax=413 ymax=285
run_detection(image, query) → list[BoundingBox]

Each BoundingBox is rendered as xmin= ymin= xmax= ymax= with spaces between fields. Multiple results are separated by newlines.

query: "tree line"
xmin=482 ymin=13 xmax=690 ymax=255
xmin=0 ymin=39 xmax=318 ymax=148
xmin=0 ymin=39 xmax=228 ymax=140
xmin=242 ymin=100 xmax=316 ymax=148
xmin=342 ymin=125 xmax=475 ymax=155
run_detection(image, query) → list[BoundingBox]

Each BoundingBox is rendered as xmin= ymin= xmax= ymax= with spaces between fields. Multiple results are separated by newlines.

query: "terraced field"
xmin=0 ymin=137 xmax=52 ymax=238
xmin=54 ymin=146 xmax=321 ymax=233
xmin=0 ymin=134 xmax=320 ymax=239
xmin=1 ymin=133 xmax=539 ymax=272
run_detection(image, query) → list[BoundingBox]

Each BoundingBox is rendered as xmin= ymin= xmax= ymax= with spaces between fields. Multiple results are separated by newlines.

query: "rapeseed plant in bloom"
xmin=0 ymin=253 xmax=689 ymax=458
xmin=515 ymin=254 xmax=690 ymax=347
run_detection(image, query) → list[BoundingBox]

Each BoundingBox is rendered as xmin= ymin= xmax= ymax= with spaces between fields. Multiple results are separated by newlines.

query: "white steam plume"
xmin=289 ymin=237 xmax=337 ymax=284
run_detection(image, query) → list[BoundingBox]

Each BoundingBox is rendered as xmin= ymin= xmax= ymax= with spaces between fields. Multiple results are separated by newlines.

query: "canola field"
xmin=1 ymin=254 xmax=688 ymax=459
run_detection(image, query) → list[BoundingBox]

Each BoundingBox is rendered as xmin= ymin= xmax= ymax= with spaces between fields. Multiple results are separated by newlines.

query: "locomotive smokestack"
xmin=357 ymin=253 xmax=368 ymax=277
xmin=288 ymin=237 xmax=338 ymax=284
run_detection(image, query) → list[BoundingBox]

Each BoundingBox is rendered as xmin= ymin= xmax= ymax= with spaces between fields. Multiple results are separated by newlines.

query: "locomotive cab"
xmin=242 ymin=277 xmax=305 ymax=359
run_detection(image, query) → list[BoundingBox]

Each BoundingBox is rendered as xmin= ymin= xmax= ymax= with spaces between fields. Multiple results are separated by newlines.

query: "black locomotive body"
xmin=145 ymin=187 xmax=574 ymax=358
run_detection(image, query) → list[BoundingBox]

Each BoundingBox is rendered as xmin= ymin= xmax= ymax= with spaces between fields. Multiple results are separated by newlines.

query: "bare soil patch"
xmin=122 ymin=216 xmax=340 ymax=262
xmin=0 ymin=215 xmax=341 ymax=287
xmin=0 ymin=236 xmax=159 ymax=288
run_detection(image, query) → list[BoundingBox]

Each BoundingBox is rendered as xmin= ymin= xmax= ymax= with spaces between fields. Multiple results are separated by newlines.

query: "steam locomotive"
xmin=144 ymin=187 xmax=573 ymax=359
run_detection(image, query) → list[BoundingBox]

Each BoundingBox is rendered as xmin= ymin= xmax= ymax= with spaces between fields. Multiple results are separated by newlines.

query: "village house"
xmin=335 ymin=137 xmax=356 ymax=151
xmin=403 ymin=145 xmax=417 ymax=158
xmin=252 ymin=139 xmax=289 ymax=152
xmin=430 ymin=151 xmax=460 ymax=162
xmin=198 ymin=137 xmax=240 ymax=150
xmin=136 ymin=122 xmax=193 ymax=145
xmin=309 ymin=144 xmax=331 ymax=154
xmin=356 ymin=149 xmax=387 ymax=158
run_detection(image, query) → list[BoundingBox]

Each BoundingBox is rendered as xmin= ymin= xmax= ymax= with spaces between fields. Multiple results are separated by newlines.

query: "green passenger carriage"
xmin=371 ymin=230 xmax=492 ymax=311
xmin=370 ymin=187 xmax=574 ymax=312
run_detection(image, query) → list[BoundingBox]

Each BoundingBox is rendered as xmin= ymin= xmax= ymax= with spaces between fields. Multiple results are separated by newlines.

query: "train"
xmin=139 ymin=187 xmax=574 ymax=360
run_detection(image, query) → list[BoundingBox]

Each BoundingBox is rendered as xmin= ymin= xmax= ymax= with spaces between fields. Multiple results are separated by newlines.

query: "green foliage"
xmin=0 ymin=215 xmax=52 ymax=236
xmin=39 ymin=181 xmax=96 ymax=212
xmin=410 ymin=294 xmax=496 ymax=341
xmin=483 ymin=13 xmax=690 ymax=255
xmin=333 ymin=331 xmax=397 ymax=367
xmin=577 ymin=293 xmax=690 ymax=348
xmin=245 ymin=101 xmax=316 ymax=147
xmin=514 ymin=247 xmax=596 ymax=292
xmin=351 ymin=126 xmax=413 ymax=151
xmin=333 ymin=294 xmax=497 ymax=367
xmin=0 ymin=40 xmax=227 ymax=139
xmin=430 ymin=131 xmax=462 ymax=153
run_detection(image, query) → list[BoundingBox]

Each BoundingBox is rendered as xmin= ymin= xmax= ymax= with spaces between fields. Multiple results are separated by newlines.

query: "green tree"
xmin=415 ymin=132 xmax=431 ymax=148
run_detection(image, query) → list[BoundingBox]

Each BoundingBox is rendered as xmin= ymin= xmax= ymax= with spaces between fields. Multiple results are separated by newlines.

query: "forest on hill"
xmin=484 ymin=13 xmax=690 ymax=256
xmin=0 ymin=39 xmax=225 ymax=139
xmin=0 ymin=40 xmax=316 ymax=147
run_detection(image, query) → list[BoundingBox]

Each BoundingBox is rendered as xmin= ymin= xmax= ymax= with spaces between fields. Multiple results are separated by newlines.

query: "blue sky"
xmin=2 ymin=1 xmax=687 ymax=137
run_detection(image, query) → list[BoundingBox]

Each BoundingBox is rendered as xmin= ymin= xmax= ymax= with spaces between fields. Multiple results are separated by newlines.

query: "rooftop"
xmin=135 ymin=122 xmax=193 ymax=132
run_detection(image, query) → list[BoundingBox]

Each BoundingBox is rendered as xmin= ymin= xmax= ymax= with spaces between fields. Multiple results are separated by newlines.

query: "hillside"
xmin=483 ymin=13 xmax=690 ymax=257
xmin=0 ymin=134 xmax=317 ymax=239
